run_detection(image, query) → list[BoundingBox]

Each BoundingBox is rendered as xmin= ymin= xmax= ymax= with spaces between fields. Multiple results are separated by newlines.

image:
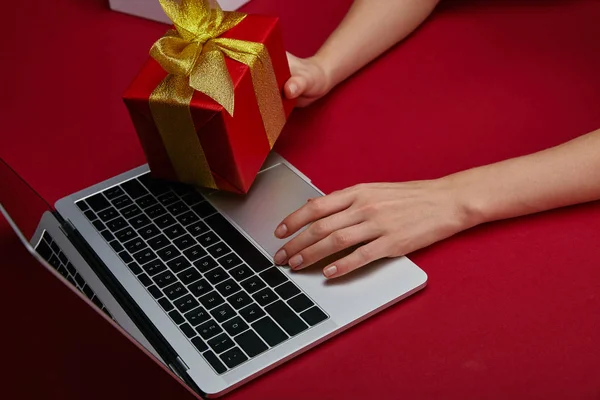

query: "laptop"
xmin=0 ymin=153 xmax=427 ymax=397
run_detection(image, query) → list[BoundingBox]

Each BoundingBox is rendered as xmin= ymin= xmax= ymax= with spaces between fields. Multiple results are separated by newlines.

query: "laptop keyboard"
xmin=76 ymin=172 xmax=328 ymax=374
xmin=34 ymin=231 xmax=113 ymax=319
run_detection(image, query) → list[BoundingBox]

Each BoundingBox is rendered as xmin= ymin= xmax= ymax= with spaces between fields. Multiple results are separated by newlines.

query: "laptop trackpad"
xmin=206 ymin=164 xmax=321 ymax=258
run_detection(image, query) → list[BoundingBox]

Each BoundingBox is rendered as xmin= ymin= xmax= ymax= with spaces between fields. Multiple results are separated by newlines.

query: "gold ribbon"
xmin=148 ymin=0 xmax=286 ymax=189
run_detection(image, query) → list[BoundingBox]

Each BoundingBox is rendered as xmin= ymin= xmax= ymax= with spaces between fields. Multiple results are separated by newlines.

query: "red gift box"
xmin=123 ymin=1 xmax=295 ymax=193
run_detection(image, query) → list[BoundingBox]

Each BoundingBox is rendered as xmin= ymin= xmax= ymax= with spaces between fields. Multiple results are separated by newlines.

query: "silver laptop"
xmin=0 ymin=153 xmax=427 ymax=397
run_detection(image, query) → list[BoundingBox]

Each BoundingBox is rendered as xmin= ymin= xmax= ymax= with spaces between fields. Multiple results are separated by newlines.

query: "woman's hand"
xmin=283 ymin=53 xmax=332 ymax=107
xmin=273 ymin=179 xmax=476 ymax=279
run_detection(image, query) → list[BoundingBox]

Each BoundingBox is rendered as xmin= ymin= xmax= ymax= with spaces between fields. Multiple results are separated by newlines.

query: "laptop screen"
xmin=0 ymin=157 xmax=53 ymax=242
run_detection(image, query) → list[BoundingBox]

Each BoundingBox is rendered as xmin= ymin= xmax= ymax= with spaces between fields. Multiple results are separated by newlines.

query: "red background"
xmin=2 ymin=0 xmax=600 ymax=399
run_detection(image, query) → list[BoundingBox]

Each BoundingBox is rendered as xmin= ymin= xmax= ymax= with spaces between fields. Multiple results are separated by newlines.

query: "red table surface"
xmin=2 ymin=0 xmax=600 ymax=399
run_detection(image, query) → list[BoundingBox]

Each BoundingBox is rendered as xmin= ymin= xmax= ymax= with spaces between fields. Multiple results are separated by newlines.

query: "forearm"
xmin=449 ymin=128 xmax=600 ymax=226
xmin=314 ymin=0 xmax=439 ymax=89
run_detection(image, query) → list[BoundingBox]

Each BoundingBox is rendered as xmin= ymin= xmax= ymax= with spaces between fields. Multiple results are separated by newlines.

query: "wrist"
xmin=439 ymin=170 xmax=491 ymax=230
xmin=310 ymin=52 xmax=336 ymax=94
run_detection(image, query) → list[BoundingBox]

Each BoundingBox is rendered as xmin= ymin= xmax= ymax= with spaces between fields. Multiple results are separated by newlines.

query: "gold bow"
xmin=147 ymin=0 xmax=286 ymax=190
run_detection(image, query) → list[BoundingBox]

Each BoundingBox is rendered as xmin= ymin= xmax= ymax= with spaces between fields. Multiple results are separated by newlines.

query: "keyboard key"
xmin=153 ymin=270 xmax=177 ymax=288
xmin=192 ymin=201 xmax=217 ymax=218
xmin=48 ymin=254 xmax=61 ymax=270
xmin=228 ymin=292 xmax=253 ymax=310
xmin=97 ymin=207 xmax=118 ymax=222
xmin=208 ymin=333 xmax=235 ymax=354
xmin=166 ymin=201 xmax=189 ymax=216
xmin=101 ymin=230 xmax=115 ymax=242
xmin=133 ymin=248 xmax=156 ymax=265
xmin=199 ymin=291 xmax=225 ymax=310
xmin=121 ymin=179 xmax=148 ymax=199
xmin=189 ymin=278 xmax=212 ymax=298
xmin=177 ymin=267 xmax=201 ymax=284
xmin=148 ymin=285 xmax=162 ymax=299
xmin=138 ymin=273 xmax=153 ymax=287
xmin=234 ymin=330 xmax=268 ymax=358
xmin=198 ymin=232 xmax=218 ymax=248
xmin=145 ymin=204 xmax=167 ymax=219
xmin=181 ymin=191 xmax=204 ymax=206
xmin=239 ymin=303 xmax=265 ymax=323
xmin=197 ymin=319 xmax=222 ymax=340
xmin=158 ymin=297 xmax=174 ymax=312
xmin=252 ymin=316 xmax=288 ymax=347
xmin=138 ymin=174 xmax=171 ymax=196
xmin=169 ymin=309 xmax=185 ymax=324
xmin=103 ymin=186 xmax=125 ymax=200
xmin=86 ymin=193 xmax=110 ymax=212
xmin=82 ymin=284 xmax=94 ymax=299
xmin=120 ymin=204 xmax=142 ymax=219
xmin=241 ymin=276 xmax=266 ymax=294
xmin=127 ymin=262 xmax=142 ymax=275
xmin=84 ymin=210 xmax=97 ymax=221
xmin=57 ymin=265 xmax=68 ymax=277
xmin=136 ymin=194 xmax=158 ymax=209
xmin=167 ymin=256 xmax=191 ymax=273
xmin=218 ymin=253 xmax=242 ymax=270
xmin=58 ymin=252 xmax=69 ymax=266
xmin=158 ymin=191 xmax=179 ymax=206
xmin=124 ymin=237 xmax=146 ymax=253
xmin=139 ymin=224 xmax=160 ymax=240
xmin=171 ymin=183 xmax=194 ymax=196
xmin=205 ymin=214 xmax=271 ymax=273
xmin=300 ymin=307 xmax=328 ymax=326
xmin=164 ymin=223 xmax=186 ymax=239
xmin=118 ymin=251 xmax=133 ymax=264
xmin=174 ymin=294 xmax=199 ymax=313
xmin=194 ymin=256 xmax=217 ymax=273
xmin=164 ymin=282 xmax=188 ymax=300
xmin=74 ymin=273 xmax=85 ymax=287
xmin=76 ymin=200 xmax=90 ymax=212
xmin=141 ymin=259 xmax=166 ymax=276
xmin=205 ymin=267 xmax=228 ymax=285
xmin=147 ymin=234 xmax=169 ymax=250
xmin=154 ymin=214 xmax=176 ymax=229
xmin=186 ymin=221 xmax=209 ymax=237
xmin=65 ymin=262 xmax=76 ymax=276
xmin=230 ymin=264 xmax=253 ymax=282
xmin=288 ymin=294 xmax=314 ymax=313
xmin=184 ymin=306 xmax=210 ymax=326
xmin=115 ymin=227 xmax=137 ymax=242
xmin=253 ymin=288 xmax=277 ymax=307
xmin=210 ymin=303 xmax=236 ymax=323
xmin=191 ymin=336 xmax=208 ymax=352
xmin=157 ymin=245 xmax=179 ymax=262
xmin=180 ymin=323 xmax=196 ymax=338
xmin=207 ymin=242 xmax=231 ymax=259
xmin=215 ymin=279 xmax=241 ymax=298
xmin=173 ymin=234 xmax=195 ymax=250
xmin=177 ymin=211 xmax=200 ymax=226
xmin=204 ymin=350 xmax=227 ymax=374
xmin=93 ymin=220 xmax=106 ymax=231
xmin=109 ymin=240 xmax=124 ymax=253
xmin=260 ymin=267 xmax=288 ymax=288
xmin=275 ymin=282 xmax=301 ymax=300
xmin=183 ymin=245 xmax=207 ymax=262
xmin=223 ymin=316 xmax=248 ymax=337
xmin=35 ymin=240 xmax=52 ymax=260
xmin=266 ymin=300 xmax=308 ymax=336
xmin=111 ymin=195 xmax=132 ymax=209
xmin=106 ymin=217 xmax=127 ymax=232
xmin=130 ymin=215 xmax=151 ymax=230
xmin=220 ymin=347 xmax=248 ymax=369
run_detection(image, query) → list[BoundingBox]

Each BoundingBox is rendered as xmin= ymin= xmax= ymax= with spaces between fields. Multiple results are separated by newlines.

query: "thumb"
xmin=284 ymin=76 xmax=308 ymax=100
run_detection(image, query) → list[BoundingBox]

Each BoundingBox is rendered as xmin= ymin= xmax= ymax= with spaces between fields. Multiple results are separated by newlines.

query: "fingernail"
xmin=289 ymin=254 xmax=303 ymax=269
xmin=323 ymin=265 xmax=337 ymax=277
xmin=288 ymin=83 xmax=297 ymax=96
xmin=275 ymin=224 xmax=288 ymax=238
xmin=274 ymin=249 xmax=287 ymax=265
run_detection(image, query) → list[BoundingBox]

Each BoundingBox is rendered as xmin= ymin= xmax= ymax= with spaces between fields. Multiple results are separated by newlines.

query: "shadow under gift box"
xmin=123 ymin=14 xmax=296 ymax=194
